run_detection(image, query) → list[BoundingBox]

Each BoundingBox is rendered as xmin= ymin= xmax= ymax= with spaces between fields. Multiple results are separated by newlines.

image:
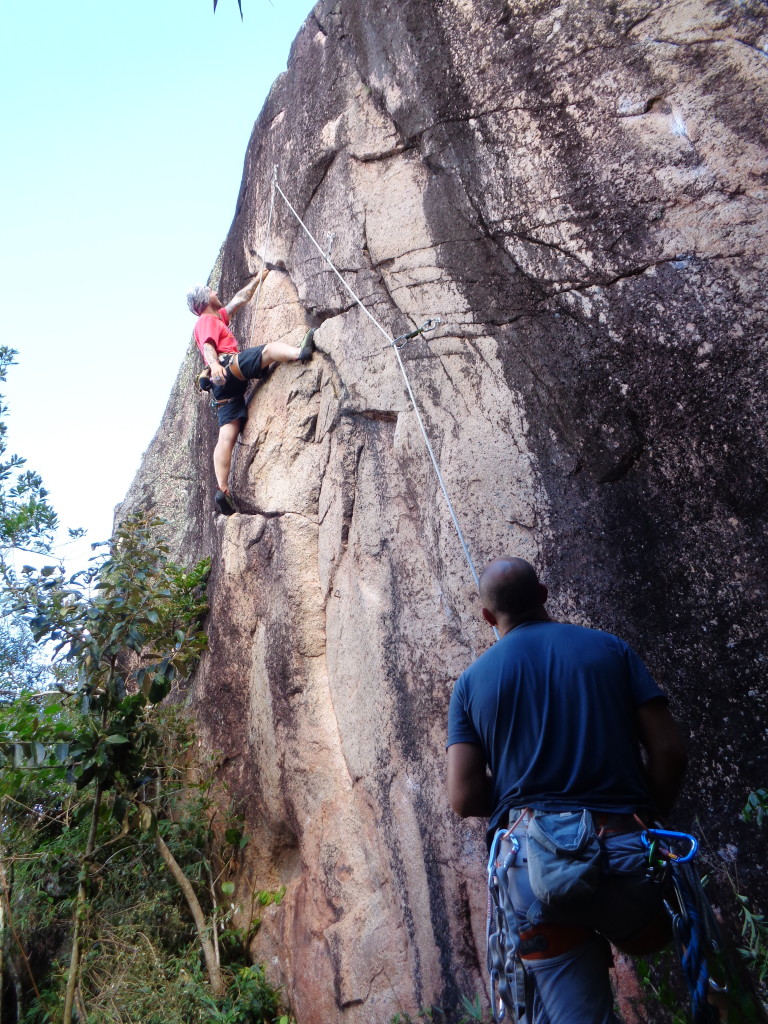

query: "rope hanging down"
xmin=270 ymin=168 xmax=495 ymax=631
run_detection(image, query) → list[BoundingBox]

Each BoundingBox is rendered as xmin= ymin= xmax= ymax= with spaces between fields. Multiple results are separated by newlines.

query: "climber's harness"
xmin=196 ymin=353 xmax=248 ymax=412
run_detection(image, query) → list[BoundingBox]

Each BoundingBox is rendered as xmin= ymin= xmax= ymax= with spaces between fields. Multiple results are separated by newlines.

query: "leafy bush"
xmin=0 ymin=515 xmax=294 ymax=1023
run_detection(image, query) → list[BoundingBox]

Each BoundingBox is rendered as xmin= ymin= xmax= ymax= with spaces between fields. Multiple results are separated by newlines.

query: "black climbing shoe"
xmin=197 ymin=368 xmax=213 ymax=392
xmin=298 ymin=328 xmax=316 ymax=363
xmin=214 ymin=490 xmax=236 ymax=516
xmin=264 ymin=259 xmax=287 ymax=272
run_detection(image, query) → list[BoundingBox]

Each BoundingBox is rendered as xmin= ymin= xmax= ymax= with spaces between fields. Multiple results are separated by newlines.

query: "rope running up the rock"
xmin=250 ymin=173 xmax=278 ymax=341
xmin=271 ymin=168 xmax=494 ymax=624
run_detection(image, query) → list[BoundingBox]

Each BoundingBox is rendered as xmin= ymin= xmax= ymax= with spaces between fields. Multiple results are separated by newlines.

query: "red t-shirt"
xmin=194 ymin=307 xmax=238 ymax=360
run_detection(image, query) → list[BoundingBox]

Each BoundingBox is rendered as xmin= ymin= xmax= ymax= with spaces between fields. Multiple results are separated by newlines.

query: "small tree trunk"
xmin=0 ymin=858 xmax=4 ymax=1024
xmin=63 ymin=785 xmax=102 ymax=1024
xmin=7 ymin=958 xmax=22 ymax=1024
xmin=0 ymin=848 xmax=40 ymax=1012
xmin=154 ymin=829 xmax=225 ymax=997
xmin=75 ymin=983 xmax=88 ymax=1021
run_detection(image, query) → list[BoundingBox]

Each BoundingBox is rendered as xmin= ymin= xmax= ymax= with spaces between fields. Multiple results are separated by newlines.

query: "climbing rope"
xmin=270 ymin=168 xmax=495 ymax=625
xmin=249 ymin=172 xmax=278 ymax=345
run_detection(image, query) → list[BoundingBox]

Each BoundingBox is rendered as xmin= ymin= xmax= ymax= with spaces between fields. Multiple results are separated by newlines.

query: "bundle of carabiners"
xmin=486 ymin=829 xmax=529 ymax=1023
xmin=642 ymin=828 xmax=724 ymax=1024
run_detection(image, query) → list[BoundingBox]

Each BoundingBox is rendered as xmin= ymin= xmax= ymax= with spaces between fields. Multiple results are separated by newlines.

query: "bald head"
xmin=479 ymin=557 xmax=547 ymax=629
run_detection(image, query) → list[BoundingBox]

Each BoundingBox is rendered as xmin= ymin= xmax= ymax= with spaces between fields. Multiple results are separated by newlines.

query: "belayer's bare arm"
xmin=636 ymin=697 xmax=688 ymax=817
xmin=447 ymin=743 xmax=494 ymax=818
xmin=225 ymin=268 xmax=271 ymax=316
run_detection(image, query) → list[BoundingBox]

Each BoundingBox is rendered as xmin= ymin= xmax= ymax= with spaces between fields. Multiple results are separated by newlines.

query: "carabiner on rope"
xmin=392 ymin=317 xmax=443 ymax=349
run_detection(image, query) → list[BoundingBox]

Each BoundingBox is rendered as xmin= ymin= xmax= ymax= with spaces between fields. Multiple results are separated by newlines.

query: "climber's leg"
xmin=261 ymin=340 xmax=299 ymax=367
xmin=213 ymin=419 xmax=243 ymax=495
xmin=261 ymin=329 xmax=315 ymax=368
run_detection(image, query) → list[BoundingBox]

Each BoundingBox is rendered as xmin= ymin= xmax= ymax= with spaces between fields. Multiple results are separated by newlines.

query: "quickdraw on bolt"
xmin=392 ymin=317 xmax=443 ymax=349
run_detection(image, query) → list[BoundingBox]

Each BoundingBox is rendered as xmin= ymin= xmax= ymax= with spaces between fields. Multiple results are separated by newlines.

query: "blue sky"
xmin=0 ymin=0 xmax=315 ymax=563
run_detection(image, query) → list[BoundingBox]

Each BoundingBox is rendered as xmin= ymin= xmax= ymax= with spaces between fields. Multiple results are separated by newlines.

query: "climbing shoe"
xmin=298 ymin=328 xmax=316 ymax=363
xmin=264 ymin=259 xmax=287 ymax=272
xmin=197 ymin=367 xmax=213 ymax=392
xmin=214 ymin=490 xmax=236 ymax=516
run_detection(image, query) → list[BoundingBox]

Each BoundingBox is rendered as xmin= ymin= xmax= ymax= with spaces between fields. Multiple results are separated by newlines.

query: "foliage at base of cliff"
xmin=5 ymin=706 xmax=291 ymax=1024
xmin=0 ymin=511 xmax=293 ymax=1024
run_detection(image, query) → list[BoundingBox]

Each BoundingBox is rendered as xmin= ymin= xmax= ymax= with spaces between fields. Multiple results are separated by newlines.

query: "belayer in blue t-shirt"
xmin=447 ymin=557 xmax=688 ymax=1024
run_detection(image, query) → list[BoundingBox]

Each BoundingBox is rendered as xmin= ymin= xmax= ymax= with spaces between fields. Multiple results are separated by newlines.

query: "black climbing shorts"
xmin=211 ymin=346 xmax=266 ymax=428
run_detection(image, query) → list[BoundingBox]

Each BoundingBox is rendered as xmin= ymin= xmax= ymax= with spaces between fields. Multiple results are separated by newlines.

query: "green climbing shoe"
xmin=298 ymin=328 xmax=316 ymax=363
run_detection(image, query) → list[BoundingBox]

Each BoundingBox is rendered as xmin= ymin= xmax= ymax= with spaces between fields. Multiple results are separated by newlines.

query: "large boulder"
xmin=119 ymin=1 xmax=768 ymax=1020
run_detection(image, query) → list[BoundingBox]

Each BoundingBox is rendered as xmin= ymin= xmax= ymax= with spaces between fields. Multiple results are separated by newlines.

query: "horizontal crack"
xmin=513 ymin=230 xmax=593 ymax=267
xmin=351 ymin=142 xmax=418 ymax=163
xmin=550 ymin=255 xmax=690 ymax=295
xmin=339 ymin=408 xmax=399 ymax=422
xmin=236 ymin=507 xmax=319 ymax=524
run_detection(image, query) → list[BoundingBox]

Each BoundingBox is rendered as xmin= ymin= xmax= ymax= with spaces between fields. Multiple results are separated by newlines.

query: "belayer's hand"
xmin=211 ymin=365 xmax=227 ymax=385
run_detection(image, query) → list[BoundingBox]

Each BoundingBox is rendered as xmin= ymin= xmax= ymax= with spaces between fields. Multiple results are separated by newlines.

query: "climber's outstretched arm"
xmin=225 ymin=268 xmax=270 ymax=316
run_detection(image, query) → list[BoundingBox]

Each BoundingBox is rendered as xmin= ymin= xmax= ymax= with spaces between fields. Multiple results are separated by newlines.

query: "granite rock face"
xmin=119 ymin=1 xmax=768 ymax=1019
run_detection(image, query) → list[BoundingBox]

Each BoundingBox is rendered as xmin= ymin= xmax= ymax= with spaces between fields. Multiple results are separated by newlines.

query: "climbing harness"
xmin=269 ymin=168 xmax=495 ymax=628
xmin=486 ymin=823 xmax=727 ymax=1024
xmin=195 ymin=354 xmax=244 ymax=409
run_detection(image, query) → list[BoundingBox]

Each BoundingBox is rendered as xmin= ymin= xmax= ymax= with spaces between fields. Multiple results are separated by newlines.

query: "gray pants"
xmin=493 ymin=814 xmax=666 ymax=1024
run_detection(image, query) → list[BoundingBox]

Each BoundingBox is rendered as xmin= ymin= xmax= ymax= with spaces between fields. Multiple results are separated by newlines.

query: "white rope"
xmin=249 ymin=173 xmax=277 ymax=342
xmin=272 ymin=170 xmax=495 ymax=630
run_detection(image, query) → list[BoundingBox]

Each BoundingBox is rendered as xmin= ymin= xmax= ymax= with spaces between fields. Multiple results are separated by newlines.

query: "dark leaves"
xmin=213 ymin=0 xmax=243 ymax=20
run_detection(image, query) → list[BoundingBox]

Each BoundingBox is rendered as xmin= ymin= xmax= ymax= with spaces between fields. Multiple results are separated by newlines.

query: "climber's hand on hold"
xmin=226 ymin=272 xmax=267 ymax=315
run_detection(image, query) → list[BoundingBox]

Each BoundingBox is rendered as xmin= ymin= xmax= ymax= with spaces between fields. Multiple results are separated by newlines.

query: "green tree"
xmin=0 ymin=347 xmax=57 ymax=563
xmin=2 ymin=513 xmax=213 ymax=1021
xmin=0 ymin=346 xmax=64 ymax=700
xmin=0 ymin=355 xmax=288 ymax=1023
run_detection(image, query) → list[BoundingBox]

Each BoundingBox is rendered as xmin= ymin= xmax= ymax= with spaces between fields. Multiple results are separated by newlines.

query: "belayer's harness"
xmin=486 ymin=820 xmax=726 ymax=1024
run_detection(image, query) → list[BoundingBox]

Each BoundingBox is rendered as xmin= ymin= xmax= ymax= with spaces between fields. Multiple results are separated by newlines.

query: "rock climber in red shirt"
xmin=187 ymin=269 xmax=314 ymax=516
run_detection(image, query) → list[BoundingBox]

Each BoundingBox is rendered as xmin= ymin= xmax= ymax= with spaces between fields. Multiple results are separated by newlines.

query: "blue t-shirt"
xmin=447 ymin=621 xmax=665 ymax=835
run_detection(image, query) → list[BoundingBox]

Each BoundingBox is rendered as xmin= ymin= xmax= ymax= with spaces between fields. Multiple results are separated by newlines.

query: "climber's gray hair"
xmin=186 ymin=284 xmax=212 ymax=316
